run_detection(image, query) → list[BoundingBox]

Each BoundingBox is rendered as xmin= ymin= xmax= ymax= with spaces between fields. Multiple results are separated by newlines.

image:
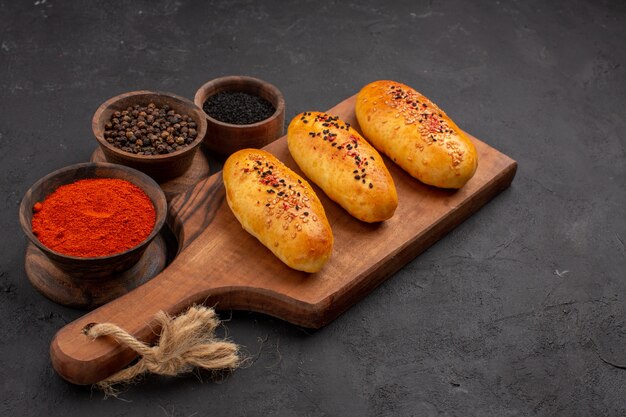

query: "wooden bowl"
xmin=19 ymin=162 xmax=167 ymax=278
xmin=92 ymin=91 xmax=208 ymax=182
xmin=194 ymin=75 xmax=285 ymax=156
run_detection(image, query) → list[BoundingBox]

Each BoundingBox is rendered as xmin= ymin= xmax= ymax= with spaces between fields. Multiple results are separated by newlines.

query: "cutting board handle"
xmin=50 ymin=270 xmax=208 ymax=384
xmin=50 ymin=174 xmax=227 ymax=385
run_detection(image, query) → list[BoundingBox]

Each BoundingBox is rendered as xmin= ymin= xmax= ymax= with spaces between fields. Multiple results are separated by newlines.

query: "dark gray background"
xmin=1 ymin=0 xmax=625 ymax=416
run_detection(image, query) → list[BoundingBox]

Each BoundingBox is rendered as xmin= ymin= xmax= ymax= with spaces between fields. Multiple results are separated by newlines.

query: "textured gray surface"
xmin=1 ymin=0 xmax=625 ymax=416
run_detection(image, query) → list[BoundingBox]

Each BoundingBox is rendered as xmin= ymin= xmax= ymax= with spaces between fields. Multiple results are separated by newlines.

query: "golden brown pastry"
xmin=355 ymin=80 xmax=478 ymax=189
xmin=223 ymin=149 xmax=333 ymax=273
xmin=287 ymin=112 xmax=398 ymax=222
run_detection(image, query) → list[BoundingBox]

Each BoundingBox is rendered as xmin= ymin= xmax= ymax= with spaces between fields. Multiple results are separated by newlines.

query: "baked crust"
xmin=223 ymin=149 xmax=333 ymax=273
xmin=355 ymin=80 xmax=478 ymax=189
xmin=288 ymin=111 xmax=398 ymax=223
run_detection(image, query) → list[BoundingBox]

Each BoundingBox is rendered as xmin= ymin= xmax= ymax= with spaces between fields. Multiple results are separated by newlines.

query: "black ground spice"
xmin=203 ymin=91 xmax=275 ymax=125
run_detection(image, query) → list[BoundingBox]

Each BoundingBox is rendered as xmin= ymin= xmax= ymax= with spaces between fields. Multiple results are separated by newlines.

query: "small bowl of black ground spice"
xmin=93 ymin=91 xmax=207 ymax=182
xmin=194 ymin=76 xmax=285 ymax=156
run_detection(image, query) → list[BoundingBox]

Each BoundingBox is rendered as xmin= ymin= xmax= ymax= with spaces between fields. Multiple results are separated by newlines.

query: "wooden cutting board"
xmin=50 ymin=95 xmax=517 ymax=385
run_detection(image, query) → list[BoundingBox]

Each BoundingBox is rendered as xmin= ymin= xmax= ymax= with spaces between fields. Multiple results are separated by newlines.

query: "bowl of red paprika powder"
xmin=92 ymin=91 xmax=208 ymax=182
xmin=19 ymin=162 xmax=167 ymax=278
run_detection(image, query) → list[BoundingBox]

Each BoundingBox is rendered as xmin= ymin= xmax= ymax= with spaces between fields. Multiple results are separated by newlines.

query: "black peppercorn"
xmin=107 ymin=103 xmax=199 ymax=155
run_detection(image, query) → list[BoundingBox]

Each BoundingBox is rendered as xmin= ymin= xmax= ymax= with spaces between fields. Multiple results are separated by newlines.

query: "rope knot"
xmin=86 ymin=305 xmax=241 ymax=393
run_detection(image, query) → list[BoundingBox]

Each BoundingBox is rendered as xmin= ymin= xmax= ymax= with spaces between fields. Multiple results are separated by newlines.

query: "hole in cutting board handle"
xmin=82 ymin=322 xmax=97 ymax=335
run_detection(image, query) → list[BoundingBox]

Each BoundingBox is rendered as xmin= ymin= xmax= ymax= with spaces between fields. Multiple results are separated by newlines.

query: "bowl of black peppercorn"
xmin=93 ymin=91 xmax=207 ymax=182
xmin=194 ymin=76 xmax=285 ymax=156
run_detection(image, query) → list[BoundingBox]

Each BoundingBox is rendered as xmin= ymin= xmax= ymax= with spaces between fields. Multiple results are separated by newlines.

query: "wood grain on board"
xmin=50 ymin=94 xmax=517 ymax=385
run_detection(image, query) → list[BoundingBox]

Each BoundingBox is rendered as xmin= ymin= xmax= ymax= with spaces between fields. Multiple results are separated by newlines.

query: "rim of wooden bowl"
xmin=92 ymin=90 xmax=208 ymax=161
xmin=19 ymin=162 xmax=167 ymax=262
xmin=194 ymin=75 xmax=285 ymax=129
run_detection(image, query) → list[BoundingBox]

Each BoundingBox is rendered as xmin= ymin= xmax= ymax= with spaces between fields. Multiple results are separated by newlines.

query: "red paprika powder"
xmin=31 ymin=178 xmax=156 ymax=258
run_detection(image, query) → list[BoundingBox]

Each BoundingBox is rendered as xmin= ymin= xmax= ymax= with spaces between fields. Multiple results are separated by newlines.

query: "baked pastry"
xmin=287 ymin=112 xmax=397 ymax=222
xmin=223 ymin=149 xmax=333 ymax=273
xmin=355 ymin=80 xmax=478 ymax=189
